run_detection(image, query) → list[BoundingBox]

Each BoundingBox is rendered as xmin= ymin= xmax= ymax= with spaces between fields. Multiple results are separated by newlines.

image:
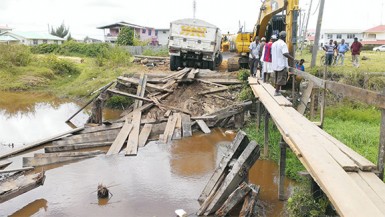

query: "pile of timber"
xmin=197 ymin=131 xmax=262 ymax=216
xmin=132 ymin=55 xmax=170 ymax=67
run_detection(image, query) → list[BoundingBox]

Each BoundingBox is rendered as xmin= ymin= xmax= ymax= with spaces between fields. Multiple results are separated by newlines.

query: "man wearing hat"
xmin=350 ymin=37 xmax=362 ymax=67
xmin=271 ymin=31 xmax=296 ymax=96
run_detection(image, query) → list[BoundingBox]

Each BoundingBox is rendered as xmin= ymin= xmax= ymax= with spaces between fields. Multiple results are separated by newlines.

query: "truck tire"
xmin=202 ymin=61 xmax=208 ymax=69
xmin=170 ymin=56 xmax=177 ymax=71
xmin=208 ymin=61 xmax=214 ymax=71
xmin=215 ymin=53 xmax=223 ymax=67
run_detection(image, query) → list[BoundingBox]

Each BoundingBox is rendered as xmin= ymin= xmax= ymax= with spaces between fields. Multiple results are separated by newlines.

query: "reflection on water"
xmin=9 ymin=198 xmax=48 ymax=217
xmin=0 ymin=91 xmax=121 ymax=149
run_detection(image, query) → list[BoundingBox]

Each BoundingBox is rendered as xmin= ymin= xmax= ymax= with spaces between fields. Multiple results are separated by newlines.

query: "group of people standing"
xmin=249 ymin=31 xmax=296 ymax=96
xmin=323 ymin=37 xmax=362 ymax=67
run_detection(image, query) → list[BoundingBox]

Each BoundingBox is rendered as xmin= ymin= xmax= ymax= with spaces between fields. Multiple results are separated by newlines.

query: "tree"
xmin=67 ymin=33 xmax=73 ymax=41
xmin=116 ymin=27 xmax=134 ymax=46
xmin=51 ymin=23 xmax=70 ymax=38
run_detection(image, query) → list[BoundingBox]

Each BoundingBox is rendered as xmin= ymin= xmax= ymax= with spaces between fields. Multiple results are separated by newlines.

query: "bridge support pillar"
xmin=256 ymin=101 xmax=262 ymax=131
xmin=264 ymin=112 xmax=270 ymax=157
xmin=278 ymin=138 xmax=287 ymax=201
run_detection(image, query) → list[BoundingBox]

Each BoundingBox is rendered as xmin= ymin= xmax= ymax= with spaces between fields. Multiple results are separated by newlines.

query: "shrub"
xmin=106 ymin=46 xmax=132 ymax=67
xmin=31 ymin=43 xmax=60 ymax=54
xmin=44 ymin=55 xmax=80 ymax=75
xmin=105 ymin=95 xmax=133 ymax=109
xmin=142 ymin=47 xmax=169 ymax=57
xmin=238 ymin=86 xmax=254 ymax=101
xmin=238 ymin=69 xmax=250 ymax=81
xmin=0 ymin=44 xmax=32 ymax=67
xmin=56 ymin=41 xmax=110 ymax=57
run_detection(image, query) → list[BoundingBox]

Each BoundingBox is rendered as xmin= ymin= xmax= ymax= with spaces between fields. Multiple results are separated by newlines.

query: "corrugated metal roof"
xmin=12 ymin=31 xmax=65 ymax=40
xmin=97 ymin=21 xmax=144 ymax=29
xmin=0 ymin=35 xmax=19 ymax=41
xmin=364 ymin=25 xmax=385 ymax=33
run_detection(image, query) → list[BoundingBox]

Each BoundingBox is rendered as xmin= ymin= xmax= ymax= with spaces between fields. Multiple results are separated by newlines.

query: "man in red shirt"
xmin=350 ymin=37 xmax=362 ymax=68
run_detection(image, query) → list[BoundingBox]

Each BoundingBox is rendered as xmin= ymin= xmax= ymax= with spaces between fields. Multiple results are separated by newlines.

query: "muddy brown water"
xmin=0 ymin=91 xmax=294 ymax=216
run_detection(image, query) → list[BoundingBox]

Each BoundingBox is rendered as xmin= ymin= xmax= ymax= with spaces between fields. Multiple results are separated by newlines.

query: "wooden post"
xmin=256 ymin=101 xmax=262 ymax=131
xmin=264 ymin=112 xmax=269 ymax=157
xmin=378 ymin=89 xmax=385 ymax=180
xmin=234 ymin=112 xmax=245 ymax=129
xmin=310 ymin=88 xmax=316 ymax=120
xmin=320 ymin=65 xmax=327 ymax=128
xmin=87 ymin=92 xmax=106 ymax=124
xmin=278 ymin=137 xmax=287 ymax=201
xmin=292 ymin=74 xmax=295 ymax=102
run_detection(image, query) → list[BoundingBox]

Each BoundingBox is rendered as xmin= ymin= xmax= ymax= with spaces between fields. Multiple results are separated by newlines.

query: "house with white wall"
xmin=362 ymin=25 xmax=385 ymax=45
xmin=307 ymin=29 xmax=363 ymax=46
xmin=0 ymin=31 xmax=65 ymax=45
xmin=97 ymin=21 xmax=159 ymax=45
xmin=156 ymin=28 xmax=170 ymax=46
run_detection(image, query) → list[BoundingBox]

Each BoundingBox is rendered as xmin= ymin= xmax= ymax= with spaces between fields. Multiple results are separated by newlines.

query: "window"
xmin=321 ymin=35 xmax=323 ymax=39
xmin=162 ymin=31 xmax=167 ymax=34
xmin=336 ymin=34 xmax=342 ymax=39
xmin=43 ymin=40 xmax=48 ymax=44
xmin=142 ymin=29 xmax=146 ymax=34
xmin=347 ymin=34 xmax=355 ymax=39
xmin=368 ymin=34 xmax=376 ymax=39
xmin=148 ymin=29 xmax=152 ymax=36
xmin=155 ymin=30 xmax=158 ymax=36
xmin=327 ymin=34 xmax=333 ymax=39
xmin=33 ymin=39 xmax=38 ymax=45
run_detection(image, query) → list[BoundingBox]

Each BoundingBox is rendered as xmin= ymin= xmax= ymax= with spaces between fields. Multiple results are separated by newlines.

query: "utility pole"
xmin=300 ymin=0 xmax=313 ymax=52
xmin=193 ymin=0 xmax=196 ymax=19
xmin=310 ymin=0 xmax=325 ymax=68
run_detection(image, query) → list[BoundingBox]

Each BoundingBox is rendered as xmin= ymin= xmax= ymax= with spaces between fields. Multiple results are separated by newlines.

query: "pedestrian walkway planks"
xmin=107 ymin=118 xmax=133 ymax=155
xmin=248 ymin=76 xmax=385 ymax=217
xmin=125 ymin=110 xmax=141 ymax=156
xmin=196 ymin=120 xmax=211 ymax=134
xmin=138 ymin=124 xmax=153 ymax=147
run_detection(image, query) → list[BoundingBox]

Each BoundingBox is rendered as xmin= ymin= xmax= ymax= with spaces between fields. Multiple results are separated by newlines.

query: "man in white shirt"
xmin=249 ymin=37 xmax=260 ymax=77
xmin=271 ymin=31 xmax=296 ymax=96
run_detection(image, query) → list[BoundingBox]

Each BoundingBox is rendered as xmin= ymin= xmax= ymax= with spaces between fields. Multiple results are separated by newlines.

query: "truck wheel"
xmin=208 ymin=61 xmax=214 ymax=71
xmin=215 ymin=53 xmax=223 ymax=67
xmin=202 ymin=61 xmax=208 ymax=69
xmin=176 ymin=56 xmax=182 ymax=69
xmin=170 ymin=56 xmax=177 ymax=71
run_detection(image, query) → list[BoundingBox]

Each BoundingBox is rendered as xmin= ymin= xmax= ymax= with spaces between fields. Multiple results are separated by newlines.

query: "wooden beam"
xmin=0 ymin=161 xmax=12 ymax=170
xmin=172 ymin=113 xmax=182 ymax=140
xmin=34 ymin=150 xmax=104 ymax=158
xmin=45 ymin=141 xmax=112 ymax=153
xmin=378 ymin=106 xmax=385 ymax=179
xmin=138 ymin=124 xmax=153 ymax=147
xmin=0 ymin=127 xmax=84 ymax=160
xmin=106 ymin=119 xmax=133 ymax=155
xmin=125 ymin=110 xmax=141 ymax=156
xmin=278 ymin=138 xmax=287 ymax=201
xmin=198 ymin=85 xmax=242 ymax=95
xmin=108 ymin=89 xmax=152 ymax=102
xmin=133 ymin=74 xmax=148 ymax=109
xmin=0 ymin=167 xmax=34 ymax=174
xmin=239 ymin=184 xmax=260 ymax=217
xmin=23 ymin=155 xmax=94 ymax=167
xmin=196 ymin=79 xmax=227 ymax=87
xmin=196 ymin=120 xmax=211 ymax=134
xmin=326 ymin=81 xmax=385 ymax=109
xmin=264 ymin=112 xmax=269 ymax=157
xmin=80 ymin=123 xmax=124 ymax=134
xmin=181 ymin=114 xmax=192 ymax=137
xmin=215 ymin=182 xmax=251 ymax=217
xmin=53 ymin=129 xmax=120 ymax=146
xmin=297 ymin=81 xmax=314 ymax=115
xmin=118 ymin=76 xmax=174 ymax=93
xmin=292 ymin=68 xmax=324 ymax=88
xmin=162 ymin=115 xmax=177 ymax=143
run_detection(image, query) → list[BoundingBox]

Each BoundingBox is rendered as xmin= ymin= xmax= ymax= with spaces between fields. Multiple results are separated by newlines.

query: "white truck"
xmin=168 ymin=18 xmax=222 ymax=71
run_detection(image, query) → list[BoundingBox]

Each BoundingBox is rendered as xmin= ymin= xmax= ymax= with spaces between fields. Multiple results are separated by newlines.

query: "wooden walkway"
xmin=249 ymin=77 xmax=385 ymax=217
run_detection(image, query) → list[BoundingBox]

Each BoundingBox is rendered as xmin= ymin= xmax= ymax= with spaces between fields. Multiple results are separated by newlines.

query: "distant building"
xmin=362 ymin=25 xmax=385 ymax=45
xmin=307 ymin=29 xmax=363 ymax=46
xmin=0 ymin=31 xmax=65 ymax=45
xmin=156 ymin=28 xmax=170 ymax=46
xmin=97 ymin=21 xmax=159 ymax=45
xmin=0 ymin=25 xmax=12 ymax=34
xmin=84 ymin=36 xmax=102 ymax=44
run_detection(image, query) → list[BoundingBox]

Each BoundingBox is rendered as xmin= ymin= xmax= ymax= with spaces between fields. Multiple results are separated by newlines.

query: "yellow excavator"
xmin=227 ymin=0 xmax=299 ymax=71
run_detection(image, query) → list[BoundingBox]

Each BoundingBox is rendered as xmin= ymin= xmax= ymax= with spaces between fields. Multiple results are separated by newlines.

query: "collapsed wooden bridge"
xmin=249 ymin=75 xmax=385 ymax=217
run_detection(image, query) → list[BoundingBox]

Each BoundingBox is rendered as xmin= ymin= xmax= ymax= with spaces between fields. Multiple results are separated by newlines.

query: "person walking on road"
xmin=350 ymin=37 xmax=362 ymax=67
xmin=260 ymin=36 xmax=276 ymax=83
xmin=336 ymin=39 xmax=349 ymax=65
xmin=271 ymin=31 xmax=296 ymax=96
xmin=323 ymin=39 xmax=335 ymax=66
xmin=249 ymin=37 xmax=260 ymax=77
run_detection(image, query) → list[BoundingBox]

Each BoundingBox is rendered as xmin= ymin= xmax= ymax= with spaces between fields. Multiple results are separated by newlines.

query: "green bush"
xmin=44 ymin=55 xmax=80 ymax=75
xmin=0 ymin=44 xmax=32 ymax=67
xmin=142 ymin=47 xmax=169 ymax=57
xmin=238 ymin=86 xmax=254 ymax=101
xmin=31 ymin=43 xmax=60 ymax=54
xmin=56 ymin=41 xmax=110 ymax=57
xmin=105 ymin=95 xmax=133 ymax=109
xmin=238 ymin=69 xmax=250 ymax=81
xmin=105 ymin=46 xmax=132 ymax=67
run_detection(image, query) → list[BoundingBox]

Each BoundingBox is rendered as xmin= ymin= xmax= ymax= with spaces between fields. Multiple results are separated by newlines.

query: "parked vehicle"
xmin=168 ymin=18 xmax=222 ymax=71
xmin=373 ymin=45 xmax=385 ymax=52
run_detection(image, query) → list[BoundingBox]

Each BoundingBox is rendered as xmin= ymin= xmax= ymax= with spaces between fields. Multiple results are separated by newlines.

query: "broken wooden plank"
xmin=196 ymin=120 xmax=211 ymax=134
xmin=198 ymin=131 xmax=250 ymax=204
xmin=0 ymin=127 xmax=85 ymax=160
xmin=160 ymin=68 xmax=191 ymax=82
xmin=205 ymin=141 xmax=260 ymax=215
xmin=138 ymin=124 xmax=153 ymax=147
xmin=0 ymin=171 xmax=45 ymax=203
xmin=0 ymin=167 xmax=34 ymax=174
xmin=80 ymin=122 xmax=124 ymax=134
xmin=297 ymin=81 xmax=314 ymax=115
xmin=45 ymin=141 xmax=112 ymax=153
xmin=162 ymin=115 xmax=177 ymax=143
xmin=125 ymin=110 xmax=141 ymax=156
xmin=34 ymin=150 xmax=104 ymax=158
xmin=172 ymin=113 xmax=182 ymax=140
xmin=215 ymin=182 xmax=251 ymax=217
xmin=0 ymin=161 xmax=12 ymax=170
xmin=133 ymin=74 xmax=148 ymax=109
xmin=197 ymin=79 xmax=227 ymax=87
xmin=198 ymin=85 xmax=242 ymax=95
xmin=188 ymin=68 xmax=199 ymax=79
xmin=181 ymin=114 xmax=192 ymax=137
xmin=164 ymin=110 xmax=172 ymax=118
xmin=118 ymin=76 xmax=174 ymax=93
xmin=239 ymin=184 xmax=261 ymax=217
xmin=53 ymin=129 xmax=120 ymax=146
xmin=108 ymin=89 xmax=152 ymax=102
xmin=23 ymin=155 xmax=94 ymax=167
xmin=106 ymin=119 xmax=133 ymax=155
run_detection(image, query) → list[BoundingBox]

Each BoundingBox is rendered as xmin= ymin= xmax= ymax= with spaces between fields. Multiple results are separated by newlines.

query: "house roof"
xmin=0 ymin=26 xmax=12 ymax=30
xmin=0 ymin=35 xmax=19 ymax=41
xmin=97 ymin=21 xmax=146 ymax=29
xmin=364 ymin=25 xmax=385 ymax=33
xmin=361 ymin=40 xmax=385 ymax=45
xmin=6 ymin=31 xmax=65 ymax=40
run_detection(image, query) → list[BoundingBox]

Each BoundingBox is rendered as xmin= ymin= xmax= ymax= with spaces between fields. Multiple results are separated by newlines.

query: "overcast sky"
xmin=1 ymin=0 xmax=384 ymax=40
